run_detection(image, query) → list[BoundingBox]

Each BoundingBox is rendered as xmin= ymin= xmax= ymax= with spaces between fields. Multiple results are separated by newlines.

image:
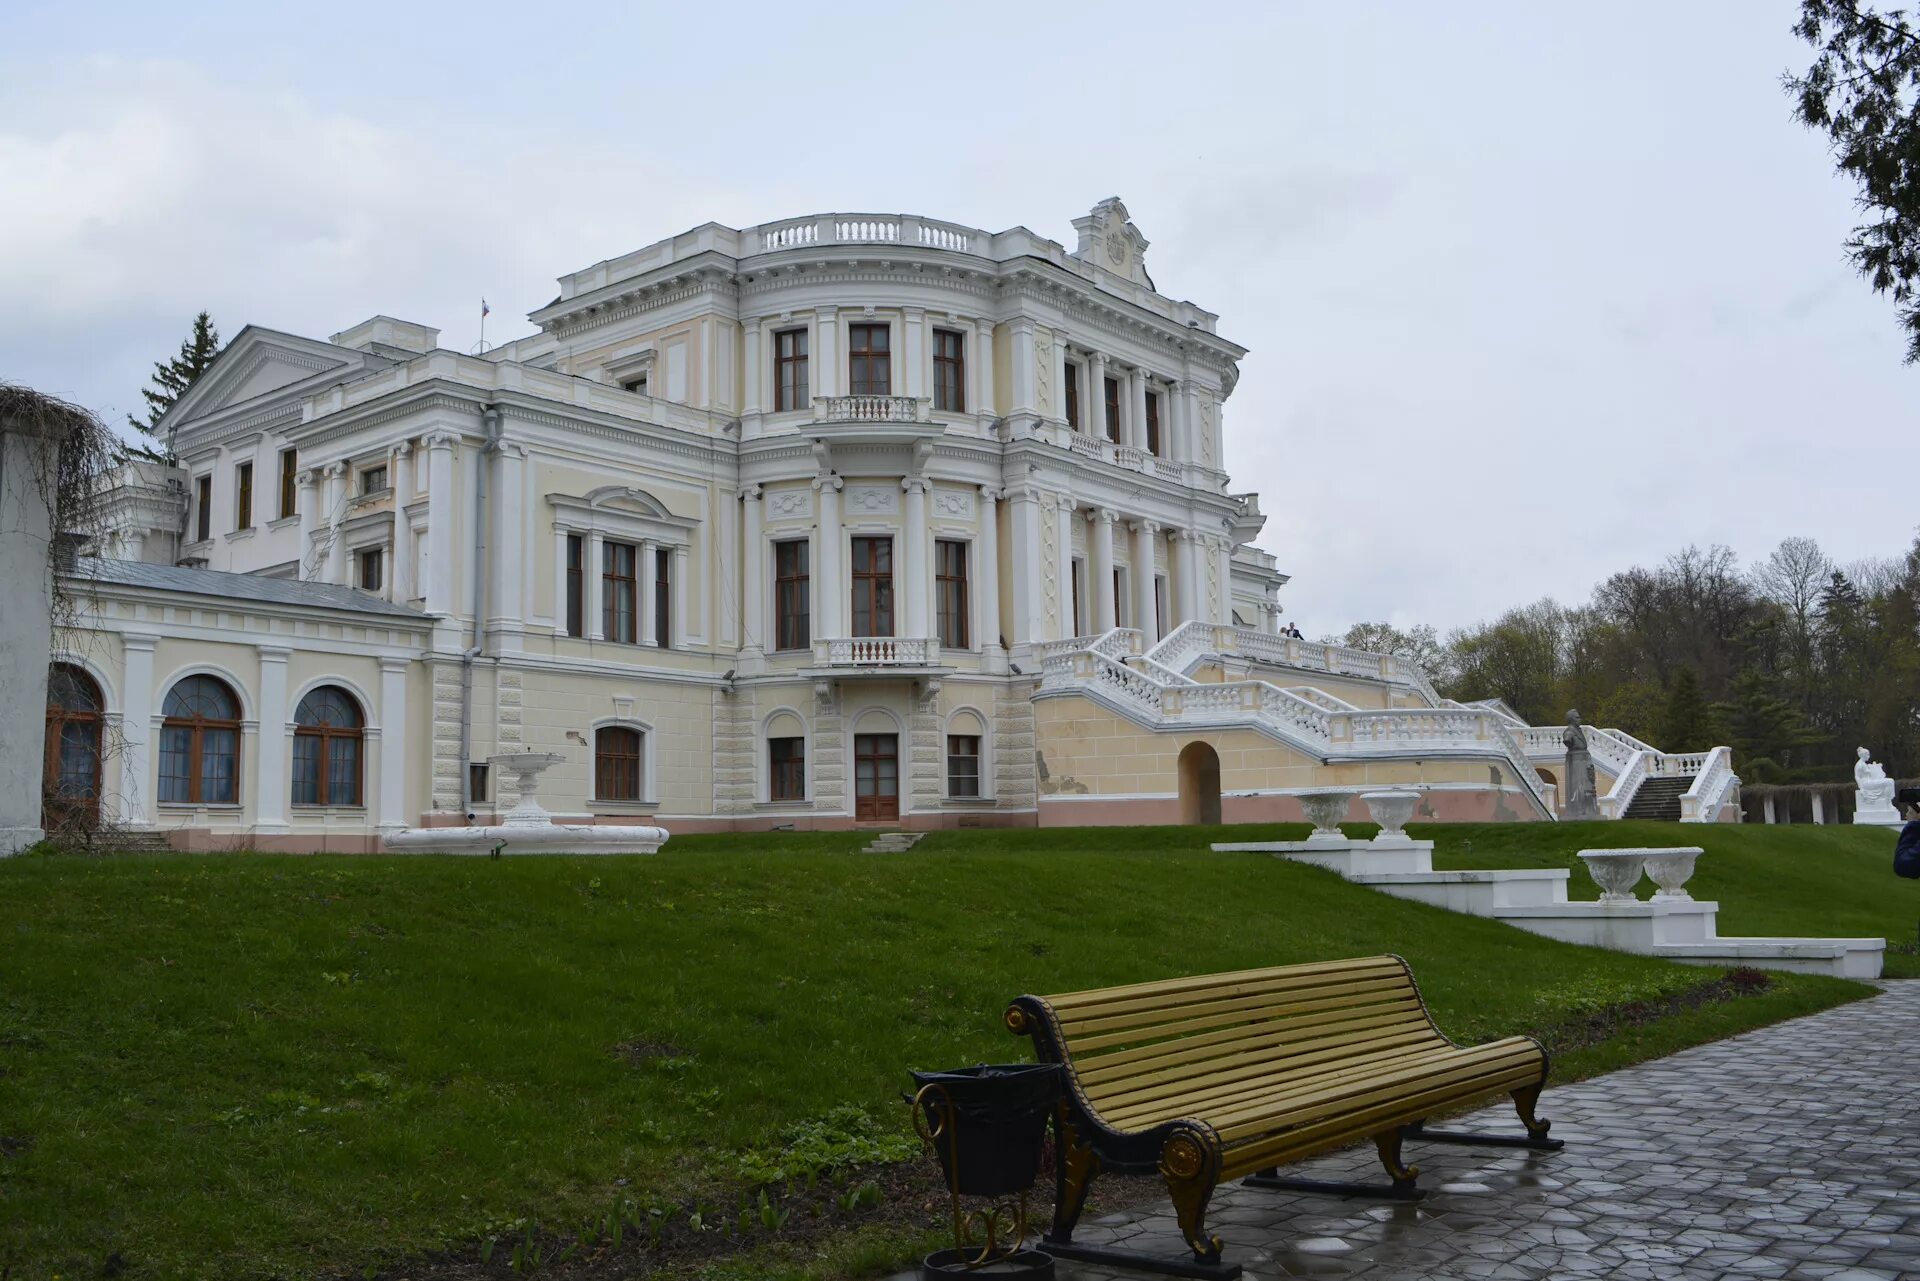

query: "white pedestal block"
xmin=1353 ymin=868 xmax=1571 ymax=914
xmin=1493 ymin=898 xmax=1721 ymax=953
xmin=1854 ymin=803 xmax=1905 ymax=828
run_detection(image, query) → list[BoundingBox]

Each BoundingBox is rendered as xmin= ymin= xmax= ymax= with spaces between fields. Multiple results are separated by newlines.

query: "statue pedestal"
xmin=1855 ymin=794 xmax=1905 ymax=828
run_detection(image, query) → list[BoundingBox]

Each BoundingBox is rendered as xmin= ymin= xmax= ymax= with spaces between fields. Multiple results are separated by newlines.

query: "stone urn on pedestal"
xmin=1360 ymin=791 xmax=1421 ymax=846
xmin=1297 ymin=790 xmax=1358 ymax=845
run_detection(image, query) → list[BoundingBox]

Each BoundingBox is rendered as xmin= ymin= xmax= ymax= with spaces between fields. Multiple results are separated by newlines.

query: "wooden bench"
xmin=1006 ymin=954 xmax=1560 ymax=1277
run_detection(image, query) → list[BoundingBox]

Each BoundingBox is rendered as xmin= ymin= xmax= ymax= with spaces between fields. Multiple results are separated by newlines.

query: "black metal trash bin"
xmin=911 ymin=1063 xmax=1061 ymax=1198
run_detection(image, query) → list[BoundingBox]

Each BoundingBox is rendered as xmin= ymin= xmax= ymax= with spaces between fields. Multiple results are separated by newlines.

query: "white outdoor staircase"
xmin=1035 ymin=622 xmax=1743 ymax=823
xmin=1214 ymin=793 xmax=1882 ymax=979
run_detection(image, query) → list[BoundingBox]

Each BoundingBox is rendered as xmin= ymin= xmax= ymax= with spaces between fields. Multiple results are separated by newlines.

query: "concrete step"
xmin=862 ymin=832 xmax=924 ymax=854
xmin=1624 ymin=776 xmax=1692 ymax=821
xmin=1654 ymin=938 xmax=1886 ymax=980
xmin=1349 ymin=868 xmax=1571 ymax=912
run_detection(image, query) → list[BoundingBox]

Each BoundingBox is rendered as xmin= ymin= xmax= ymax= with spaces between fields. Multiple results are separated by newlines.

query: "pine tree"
xmin=1658 ymin=666 xmax=1714 ymax=752
xmin=1712 ymin=670 xmax=1827 ymax=783
xmin=126 ymin=312 xmax=221 ymax=462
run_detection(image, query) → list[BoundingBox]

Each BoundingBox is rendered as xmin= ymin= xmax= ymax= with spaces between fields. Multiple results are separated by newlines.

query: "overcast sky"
xmin=4 ymin=2 xmax=1911 ymax=635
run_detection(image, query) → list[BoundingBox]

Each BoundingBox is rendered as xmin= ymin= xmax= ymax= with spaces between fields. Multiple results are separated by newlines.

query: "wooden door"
xmin=854 ymin=733 xmax=900 ymax=821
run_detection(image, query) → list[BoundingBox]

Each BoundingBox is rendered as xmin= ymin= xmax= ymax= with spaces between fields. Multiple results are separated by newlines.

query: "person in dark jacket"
xmin=1896 ymin=789 xmax=1920 ymax=879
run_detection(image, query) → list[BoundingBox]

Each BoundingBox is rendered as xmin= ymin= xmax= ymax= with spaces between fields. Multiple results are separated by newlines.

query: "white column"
xmin=1132 ymin=520 xmax=1161 ymax=646
xmin=295 ymin=469 xmax=319 ymax=580
xmin=1054 ymin=497 xmax=1075 ymax=639
xmin=1007 ymin=488 xmax=1044 ymax=648
xmin=902 ymin=307 xmax=926 ymax=401
xmin=1010 ymin=318 xmax=1037 ymax=419
xmin=425 ymin=435 xmax=457 ymax=615
xmin=391 ymin=442 xmax=415 ymax=603
xmin=321 ymin=462 xmax=348 ymax=585
xmin=490 ymin=442 xmax=526 ymax=632
xmin=123 ymin=529 xmax=147 ymax=562
xmin=1812 ymin=792 xmax=1826 ymax=825
xmin=672 ymin=544 xmax=689 ymax=648
xmin=1213 ymin=537 xmax=1236 ymax=624
xmin=978 ymin=486 xmax=1002 ymax=657
xmin=814 ymin=307 xmax=839 ymax=399
xmin=255 ymin=645 xmax=290 ymax=833
xmin=1763 ymin=795 xmax=1778 ymax=824
xmin=902 ymin=477 xmax=930 ymax=639
xmin=1128 ymin=367 xmax=1149 ymax=451
xmin=118 ymin=634 xmax=157 ymax=824
xmin=816 ymin=474 xmax=843 ymax=638
xmin=639 ymin=537 xmax=659 ymax=647
xmin=552 ymin=528 xmax=571 ymax=636
xmin=741 ymin=321 xmax=764 ymax=423
xmin=1169 ymin=380 xmax=1190 ymax=462
xmin=586 ymin=532 xmax=606 ymax=640
xmin=741 ymin=485 xmax=765 ymax=655
xmin=1175 ymin=531 xmax=1201 ymax=625
xmin=1091 ymin=508 xmax=1117 ymax=632
xmin=974 ymin=318 xmax=996 ymax=428
xmin=1087 ymin=353 xmax=1110 ymax=441
xmin=1052 ymin=332 xmax=1071 ymax=425
xmin=377 ymin=656 xmax=410 ymax=834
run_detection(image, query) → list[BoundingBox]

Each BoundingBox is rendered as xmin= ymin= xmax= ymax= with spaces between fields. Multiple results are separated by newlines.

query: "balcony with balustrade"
xmin=801 ymin=636 xmax=949 ymax=682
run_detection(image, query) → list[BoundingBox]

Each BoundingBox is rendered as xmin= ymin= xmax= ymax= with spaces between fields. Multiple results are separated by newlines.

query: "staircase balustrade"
xmin=1678 ymin=746 xmax=1737 ymax=823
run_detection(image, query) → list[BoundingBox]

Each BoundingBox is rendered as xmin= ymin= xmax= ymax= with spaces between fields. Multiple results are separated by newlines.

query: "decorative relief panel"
xmin=845 ymin=485 xmax=900 ymax=515
xmin=765 ymin=488 xmax=814 ymax=521
xmin=1035 ymin=332 xmax=1053 ymax=415
xmin=930 ymin=488 xmax=974 ymax=520
xmin=1199 ymin=393 xmax=1217 ymax=466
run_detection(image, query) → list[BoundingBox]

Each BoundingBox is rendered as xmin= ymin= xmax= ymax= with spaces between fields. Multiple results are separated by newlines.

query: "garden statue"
xmin=1563 ymin=710 xmax=1600 ymax=819
xmin=1854 ymin=746 xmax=1903 ymax=826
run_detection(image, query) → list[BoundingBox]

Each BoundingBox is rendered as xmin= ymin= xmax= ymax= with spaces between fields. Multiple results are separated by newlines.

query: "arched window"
xmin=596 ymin=726 xmax=644 ymax=801
xmin=160 ymin=675 xmax=242 ymax=804
xmin=44 ymin=663 xmax=104 ymax=826
xmin=293 ymin=685 xmax=364 ymax=806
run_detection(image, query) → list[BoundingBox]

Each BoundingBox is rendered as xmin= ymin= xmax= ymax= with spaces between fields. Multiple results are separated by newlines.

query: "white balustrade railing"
xmin=835 ymin=217 xmax=900 ymax=243
xmin=1130 ymin=654 xmax=1197 ymax=686
xmin=1599 ymin=751 xmax=1653 ymax=819
xmin=755 ymin=214 xmax=977 ymax=255
xmin=1284 ymin=686 xmax=1357 ymax=713
xmin=813 ymin=637 xmax=934 ymax=666
xmin=1088 ymin=627 xmax=1143 ymax=661
xmin=1678 ymin=746 xmax=1738 ymax=823
xmin=761 ymin=221 xmax=820 ymax=251
xmin=812 ymin=395 xmax=929 ymax=423
xmin=917 ymin=221 xmax=973 ymax=252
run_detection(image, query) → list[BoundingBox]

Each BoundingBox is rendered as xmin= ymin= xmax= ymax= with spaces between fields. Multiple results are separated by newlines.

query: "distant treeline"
xmin=1329 ymin=533 xmax=1920 ymax=785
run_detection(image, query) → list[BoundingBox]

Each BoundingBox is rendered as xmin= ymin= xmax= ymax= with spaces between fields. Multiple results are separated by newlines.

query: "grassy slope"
xmin=0 ymin=825 xmax=1872 ymax=1280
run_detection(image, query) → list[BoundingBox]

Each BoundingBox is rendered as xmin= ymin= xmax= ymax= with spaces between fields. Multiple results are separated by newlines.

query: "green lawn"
xmin=0 ymin=824 xmax=1877 ymax=1280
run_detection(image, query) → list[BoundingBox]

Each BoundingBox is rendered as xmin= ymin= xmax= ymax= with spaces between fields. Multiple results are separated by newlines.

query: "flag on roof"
xmin=481 ymin=298 xmax=490 ymax=318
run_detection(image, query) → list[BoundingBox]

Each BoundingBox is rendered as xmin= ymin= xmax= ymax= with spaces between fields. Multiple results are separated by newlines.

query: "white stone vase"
xmin=1360 ymin=790 xmax=1420 ymax=839
xmin=1641 ymin=847 xmax=1703 ymax=900
xmin=1298 ymin=790 xmax=1357 ymax=839
xmin=1577 ymin=850 xmax=1648 ymax=903
xmin=493 ymin=751 xmax=568 ymax=828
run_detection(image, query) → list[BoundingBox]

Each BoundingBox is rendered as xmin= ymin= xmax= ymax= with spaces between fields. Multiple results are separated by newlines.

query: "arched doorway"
xmin=1535 ymin=766 xmax=1560 ymax=813
xmin=43 ymin=663 xmax=104 ymax=832
xmin=1178 ymin=741 xmax=1222 ymax=825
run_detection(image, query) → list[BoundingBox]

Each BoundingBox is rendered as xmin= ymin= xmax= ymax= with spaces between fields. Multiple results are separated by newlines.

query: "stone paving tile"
xmin=892 ymin=982 xmax=1920 ymax=1280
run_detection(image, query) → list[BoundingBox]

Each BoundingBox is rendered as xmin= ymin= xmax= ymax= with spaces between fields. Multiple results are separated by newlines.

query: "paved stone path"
xmin=902 ymin=982 xmax=1920 ymax=1280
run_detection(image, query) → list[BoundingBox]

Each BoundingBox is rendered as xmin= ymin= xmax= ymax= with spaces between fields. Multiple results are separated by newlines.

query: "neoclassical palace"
xmin=49 ymin=200 xmax=1739 ymax=849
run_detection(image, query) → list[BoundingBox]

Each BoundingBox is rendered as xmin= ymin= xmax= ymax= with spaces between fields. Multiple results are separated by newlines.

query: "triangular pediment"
xmin=161 ymin=325 xmax=387 ymax=429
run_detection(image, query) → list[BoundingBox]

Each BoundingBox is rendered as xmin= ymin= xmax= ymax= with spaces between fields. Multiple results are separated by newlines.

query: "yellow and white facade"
xmin=55 ymin=199 xmax=1735 ymax=848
